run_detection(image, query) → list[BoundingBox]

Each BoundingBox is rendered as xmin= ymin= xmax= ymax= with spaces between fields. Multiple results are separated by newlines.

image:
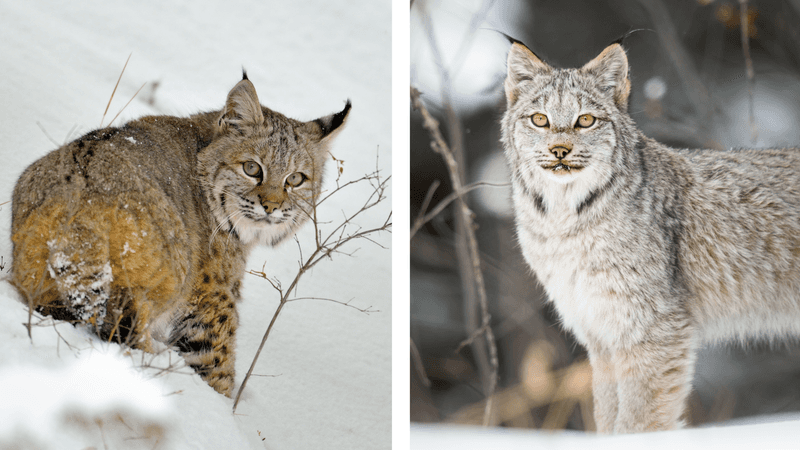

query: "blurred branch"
xmin=411 ymin=338 xmax=431 ymax=388
xmin=739 ymin=0 xmax=758 ymax=143
xmin=449 ymin=341 xmax=593 ymax=430
xmin=411 ymin=180 xmax=510 ymax=239
xmin=635 ymin=0 xmax=714 ymax=125
xmin=411 ymin=85 xmax=498 ymax=426
xmin=414 ymin=0 xmax=500 ymax=426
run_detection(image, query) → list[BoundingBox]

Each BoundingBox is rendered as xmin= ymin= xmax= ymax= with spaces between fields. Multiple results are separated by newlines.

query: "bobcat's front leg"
xmin=175 ymin=283 xmax=239 ymax=396
xmin=588 ymin=349 xmax=618 ymax=433
xmin=612 ymin=323 xmax=696 ymax=433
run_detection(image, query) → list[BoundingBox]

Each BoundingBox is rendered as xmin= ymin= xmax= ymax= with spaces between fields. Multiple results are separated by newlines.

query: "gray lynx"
xmin=502 ymin=40 xmax=800 ymax=433
xmin=11 ymin=73 xmax=350 ymax=396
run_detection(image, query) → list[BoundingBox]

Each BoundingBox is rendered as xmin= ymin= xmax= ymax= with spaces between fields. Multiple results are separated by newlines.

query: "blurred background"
xmin=410 ymin=0 xmax=800 ymax=431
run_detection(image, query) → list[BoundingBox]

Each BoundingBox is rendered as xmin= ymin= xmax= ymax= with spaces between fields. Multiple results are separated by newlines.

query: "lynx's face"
xmin=507 ymin=74 xmax=619 ymax=185
xmin=503 ymin=43 xmax=633 ymax=189
xmin=198 ymin=76 xmax=350 ymax=246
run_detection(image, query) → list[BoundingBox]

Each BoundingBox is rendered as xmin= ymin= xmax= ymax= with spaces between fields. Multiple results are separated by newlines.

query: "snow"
xmin=0 ymin=1 xmax=390 ymax=449
xmin=412 ymin=417 xmax=800 ymax=450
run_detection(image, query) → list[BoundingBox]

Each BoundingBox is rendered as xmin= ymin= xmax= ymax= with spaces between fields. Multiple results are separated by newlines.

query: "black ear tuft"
xmin=242 ymin=68 xmax=248 ymax=80
xmin=316 ymin=100 xmax=351 ymax=138
xmin=611 ymin=28 xmax=653 ymax=46
xmin=492 ymin=30 xmax=545 ymax=61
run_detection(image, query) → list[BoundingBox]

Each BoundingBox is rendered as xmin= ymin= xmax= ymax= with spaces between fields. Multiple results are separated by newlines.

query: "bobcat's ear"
xmin=580 ymin=43 xmax=631 ymax=112
xmin=217 ymin=76 xmax=265 ymax=133
xmin=309 ymin=100 xmax=351 ymax=141
xmin=505 ymin=41 xmax=552 ymax=106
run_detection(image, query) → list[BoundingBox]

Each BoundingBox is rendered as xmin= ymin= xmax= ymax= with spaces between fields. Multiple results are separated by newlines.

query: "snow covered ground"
xmin=0 ymin=1 xmax=391 ymax=449
xmin=411 ymin=416 xmax=800 ymax=450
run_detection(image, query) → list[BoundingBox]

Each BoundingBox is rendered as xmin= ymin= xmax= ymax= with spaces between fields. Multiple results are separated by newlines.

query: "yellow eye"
xmin=531 ymin=113 xmax=549 ymax=128
xmin=576 ymin=114 xmax=596 ymax=128
xmin=286 ymin=172 xmax=306 ymax=187
xmin=243 ymin=161 xmax=262 ymax=178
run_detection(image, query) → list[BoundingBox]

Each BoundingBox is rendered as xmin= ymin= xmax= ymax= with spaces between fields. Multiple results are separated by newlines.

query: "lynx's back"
xmin=677 ymin=146 xmax=800 ymax=343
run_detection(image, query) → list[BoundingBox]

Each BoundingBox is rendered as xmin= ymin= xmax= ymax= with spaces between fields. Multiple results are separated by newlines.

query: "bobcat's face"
xmin=503 ymin=43 xmax=633 ymax=190
xmin=198 ymin=77 xmax=350 ymax=246
xmin=204 ymin=124 xmax=324 ymax=246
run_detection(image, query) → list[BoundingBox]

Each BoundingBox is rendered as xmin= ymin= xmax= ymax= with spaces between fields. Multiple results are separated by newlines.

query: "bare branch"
xmin=739 ymin=0 xmax=758 ymax=143
xmin=411 ymin=85 xmax=498 ymax=426
xmin=233 ymin=149 xmax=391 ymax=412
xmin=411 ymin=180 xmax=510 ymax=239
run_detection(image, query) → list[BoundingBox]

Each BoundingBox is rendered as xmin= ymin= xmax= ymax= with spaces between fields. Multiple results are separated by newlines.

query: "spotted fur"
xmin=11 ymin=75 xmax=350 ymax=396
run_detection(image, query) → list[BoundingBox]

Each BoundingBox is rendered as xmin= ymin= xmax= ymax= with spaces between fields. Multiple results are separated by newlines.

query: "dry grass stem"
xmin=101 ymin=53 xmax=132 ymax=128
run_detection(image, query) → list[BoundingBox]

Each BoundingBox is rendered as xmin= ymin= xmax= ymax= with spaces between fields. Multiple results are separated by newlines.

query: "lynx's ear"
xmin=580 ymin=43 xmax=631 ymax=112
xmin=310 ymin=100 xmax=351 ymax=141
xmin=217 ymin=75 xmax=265 ymax=133
xmin=505 ymin=41 xmax=552 ymax=106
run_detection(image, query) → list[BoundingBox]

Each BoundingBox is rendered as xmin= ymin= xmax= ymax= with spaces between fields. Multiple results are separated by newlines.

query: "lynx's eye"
xmin=285 ymin=172 xmax=307 ymax=188
xmin=531 ymin=113 xmax=549 ymax=128
xmin=243 ymin=161 xmax=262 ymax=178
xmin=576 ymin=114 xmax=596 ymax=128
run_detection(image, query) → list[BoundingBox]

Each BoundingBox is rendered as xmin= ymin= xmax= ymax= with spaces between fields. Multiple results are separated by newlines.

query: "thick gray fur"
xmin=502 ymin=41 xmax=800 ymax=433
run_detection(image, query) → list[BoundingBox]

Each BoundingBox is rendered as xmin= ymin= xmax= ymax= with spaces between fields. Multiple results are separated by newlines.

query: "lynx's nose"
xmin=549 ymin=144 xmax=572 ymax=159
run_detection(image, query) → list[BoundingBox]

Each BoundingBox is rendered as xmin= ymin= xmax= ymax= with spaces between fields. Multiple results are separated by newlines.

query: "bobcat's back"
xmin=11 ymin=117 xmax=215 ymax=334
xmin=10 ymin=75 xmax=350 ymax=396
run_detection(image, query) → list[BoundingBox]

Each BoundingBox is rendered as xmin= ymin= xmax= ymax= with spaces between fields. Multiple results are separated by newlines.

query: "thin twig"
xmin=739 ymin=0 xmax=758 ymax=143
xmin=233 ymin=299 xmax=287 ymax=411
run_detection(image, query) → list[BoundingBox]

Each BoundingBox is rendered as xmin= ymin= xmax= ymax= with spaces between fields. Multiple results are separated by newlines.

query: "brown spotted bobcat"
xmin=11 ymin=73 xmax=350 ymax=396
xmin=503 ymin=40 xmax=800 ymax=433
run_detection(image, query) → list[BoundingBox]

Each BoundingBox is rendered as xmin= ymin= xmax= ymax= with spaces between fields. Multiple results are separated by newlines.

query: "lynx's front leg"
xmin=588 ymin=350 xmax=618 ymax=433
xmin=612 ymin=324 xmax=696 ymax=433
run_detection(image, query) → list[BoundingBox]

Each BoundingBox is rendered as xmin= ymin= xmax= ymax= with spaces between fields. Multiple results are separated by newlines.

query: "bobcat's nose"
xmin=262 ymin=201 xmax=281 ymax=214
xmin=549 ymin=144 xmax=572 ymax=159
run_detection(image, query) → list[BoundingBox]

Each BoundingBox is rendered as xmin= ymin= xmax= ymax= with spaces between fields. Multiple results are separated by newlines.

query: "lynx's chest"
xmin=515 ymin=206 xmax=654 ymax=350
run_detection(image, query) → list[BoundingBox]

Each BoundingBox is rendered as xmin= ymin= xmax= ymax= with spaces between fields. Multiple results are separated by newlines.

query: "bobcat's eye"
xmin=285 ymin=172 xmax=307 ymax=188
xmin=243 ymin=161 xmax=262 ymax=178
xmin=531 ymin=113 xmax=549 ymax=128
xmin=576 ymin=114 xmax=596 ymax=128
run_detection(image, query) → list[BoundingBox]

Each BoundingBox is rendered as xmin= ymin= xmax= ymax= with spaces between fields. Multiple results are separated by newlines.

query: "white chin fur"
xmin=544 ymin=169 xmax=580 ymax=184
xmin=235 ymin=218 xmax=295 ymax=246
